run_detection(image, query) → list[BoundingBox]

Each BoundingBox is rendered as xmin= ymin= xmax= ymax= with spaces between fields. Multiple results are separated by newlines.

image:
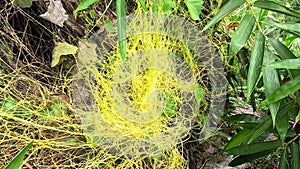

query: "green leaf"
xmin=223 ymin=129 xmax=252 ymax=151
xmin=265 ymin=20 xmax=300 ymax=34
xmin=226 ymin=114 xmax=260 ymax=123
xmin=202 ymin=0 xmax=245 ymax=31
xmin=228 ymin=149 xmax=275 ymax=167
xmin=137 ymin=0 xmax=148 ymax=12
xmin=163 ymin=92 xmax=177 ymax=117
xmin=116 ymin=0 xmax=126 ymax=62
xmin=291 ymin=141 xmax=300 ymax=169
xmin=51 ymin=42 xmax=78 ymax=67
xmin=193 ymin=84 xmax=204 ymax=106
xmin=269 ymin=38 xmax=300 ymax=77
xmin=73 ymin=0 xmax=99 ymax=18
xmin=184 ymin=0 xmax=203 ymax=21
xmin=276 ymin=110 xmax=289 ymax=141
xmin=247 ymin=116 xmax=272 ymax=143
xmin=261 ymin=75 xmax=300 ymax=106
xmin=225 ymin=139 xmax=282 ymax=155
xmin=14 ymin=0 xmax=33 ymax=8
xmin=247 ymin=31 xmax=265 ymax=98
xmin=254 ymin=0 xmax=300 ymax=19
xmin=152 ymin=0 xmax=158 ymax=13
xmin=104 ymin=20 xmax=115 ymax=32
xmin=264 ymin=58 xmax=300 ymax=69
xmin=162 ymin=0 xmax=175 ymax=13
xmin=279 ymin=147 xmax=288 ymax=169
xmin=5 ymin=141 xmax=33 ymax=169
xmin=230 ymin=14 xmax=256 ymax=55
xmin=263 ymin=49 xmax=280 ymax=126
xmin=2 ymin=96 xmax=17 ymax=112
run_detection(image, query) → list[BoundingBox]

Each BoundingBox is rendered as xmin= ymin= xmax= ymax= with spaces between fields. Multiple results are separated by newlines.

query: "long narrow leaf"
xmin=5 ymin=141 xmax=33 ymax=169
xmin=202 ymin=0 xmax=245 ymax=31
xmin=291 ymin=141 xmax=300 ymax=169
xmin=116 ymin=0 xmax=126 ymax=62
xmin=225 ymin=139 xmax=282 ymax=155
xmin=261 ymin=75 xmax=300 ymax=106
xmin=223 ymin=129 xmax=252 ymax=151
xmin=247 ymin=116 xmax=272 ymax=143
xmin=264 ymin=58 xmax=300 ymax=69
xmin=254 ymin=0 xmax=300 ymax=18
xmin=230 ymin=14 xmax=256 ymax=55
xmin=229 ymin=149 xmax=276 ymax=167
xmin=269 ymin=38 xmax=300 ymax=78
xmin=247 ymin=31 xmax=265 ymax=98
xmin=262 ymin=49 xmax=280 ymax=126
xmin=279 ymin=147 xmax=288 ymax=169
xmin=265 ymin=20 xmax=300 ymax=34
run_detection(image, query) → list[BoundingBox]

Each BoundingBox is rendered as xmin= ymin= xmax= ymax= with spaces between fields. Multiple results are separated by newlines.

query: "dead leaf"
xmin=52 ymin=42 xmax=78 ymax=67
xmin=78 ymin=40 xmax=98 ymax=65
xmin=40 ymin=0 xmax=69 ymax=27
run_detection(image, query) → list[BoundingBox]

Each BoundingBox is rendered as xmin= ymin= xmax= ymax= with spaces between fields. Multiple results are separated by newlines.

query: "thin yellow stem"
xmin=245 ymin=0 xmax=263 ymax=33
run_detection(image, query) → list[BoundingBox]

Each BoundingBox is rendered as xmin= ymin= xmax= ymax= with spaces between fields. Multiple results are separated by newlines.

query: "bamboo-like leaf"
xmin=225 ymin=139 xmax=282 ymax=155
xmin=230 ymin=14 xmax=256 ymax=55
xmin=247 ymin=31 xmax=265 ymax=98
xmin=228 ymin=149 xmax=275 ymax=167
xmin=202 ymin=0 xmax=246 ymax=31
xmin=265 ymin=20 xmax=300 ymax=34
xmin=262 ymin=49 xmax=280 ymax=126
xmin=291 ymin=141 xmax=300 ymax=169
xmin=276 ymin=111 xmax=289 ymax=141
xmin=264 ymin=58 xmax=300 ymax=69
xmin=261 ymin=75 xmax=300 ymax=106
xmin=226 ymin=114 xmax=260 ymax=123
xmin=247 ymin=116 xmax=272 ymax=143
xmin=254 ymin=0 xmax=300 ymax=18
xmin=5 ymin=141 xmax=33 ymax=169
xmin=223 ymin=129 xmax=252 ymax=151
xmin=269 ymin=38 xmax=300 ymax=78
xmin=116 ymin=0 xmax=126 ymax=62
xmin=278 ymin=147 xmax=288 ymax=169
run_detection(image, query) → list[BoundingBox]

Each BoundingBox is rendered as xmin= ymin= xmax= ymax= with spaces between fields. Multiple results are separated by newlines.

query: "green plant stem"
xmin=286 ymin=133 xmax=300 ymax=147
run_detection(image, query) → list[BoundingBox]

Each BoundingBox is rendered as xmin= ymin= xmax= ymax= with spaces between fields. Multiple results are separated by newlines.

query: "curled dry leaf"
xmin=40 ymin=0 xmax=68 ymax=27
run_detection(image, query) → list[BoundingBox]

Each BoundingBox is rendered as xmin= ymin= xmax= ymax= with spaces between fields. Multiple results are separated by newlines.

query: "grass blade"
xmin=261 ymin=75 xmax=300 ymax=106
xmin=230 ymin=14 xmax=256 ymax=55
xmin=262 ymin=49 xmax=280 ymax=126
xmin=254 ymin=0 xmax=300 ymax=18
xmin=225 ymin=139 xmax=282 ymax=155
xmin=116 ymin=0 xmax=126 ymax=62
xmin=247 ymin=31 xmax=265 ymax=98
xmin=202 ymin=0 xmax=245 ymax=31
xmin=264 ymin=58 xmax=300 ymax=69
xmin=5 ymin=141 xmax=33 ymax=169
